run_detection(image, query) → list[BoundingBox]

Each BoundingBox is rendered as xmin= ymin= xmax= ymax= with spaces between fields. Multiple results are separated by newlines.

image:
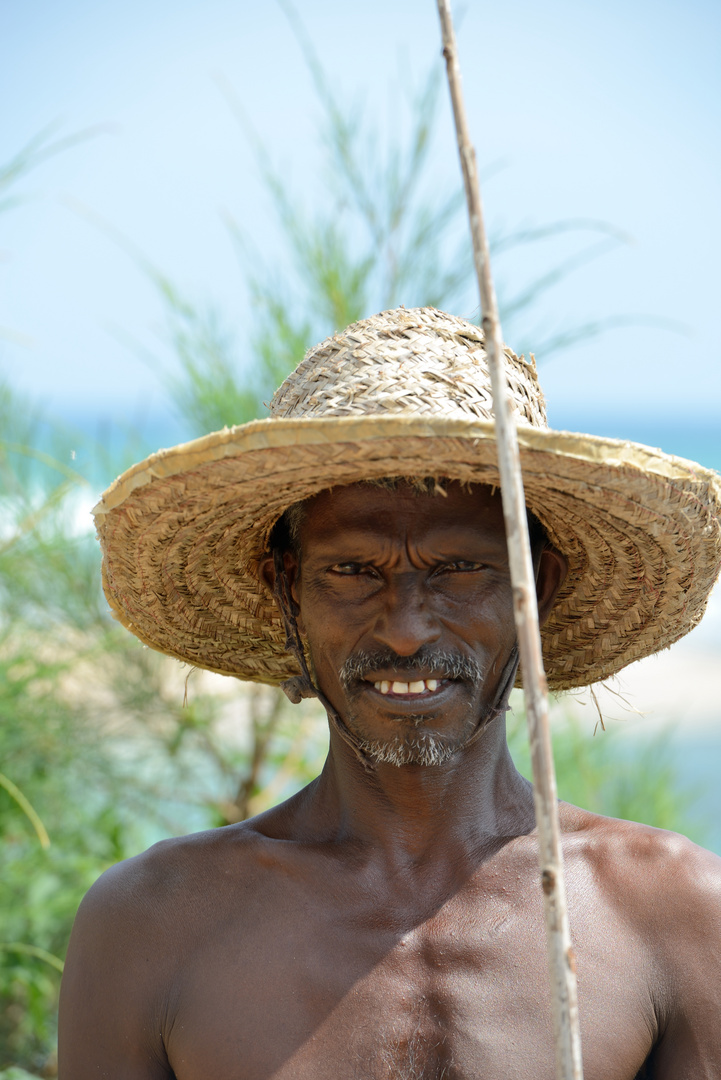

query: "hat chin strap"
xmin=463 ymin=644 xmax=519 ymax=748
xmin=273 ymin=552 xmax=519 ymax=770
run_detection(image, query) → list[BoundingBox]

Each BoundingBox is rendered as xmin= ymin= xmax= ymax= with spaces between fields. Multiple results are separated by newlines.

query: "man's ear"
xmin=259 ymin=552 xmax=303 ymax=627
xmin=259 ymin=554 xmax=276 ymax=593
xmin=535 ymin=546 xmax=568 ymax=627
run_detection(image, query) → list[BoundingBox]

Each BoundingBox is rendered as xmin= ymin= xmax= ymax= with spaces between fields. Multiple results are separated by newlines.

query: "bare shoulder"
xmin=68 ymin=791 xmax=318 ymax=966
xmin=564 ymin=803 xmax=721 ymax=896
xmin=561 ymin=802 xmax=721 ymax=960
xmin=558 ymin=807 xmax=721 ymax=1071
xmin=66 ymin=812 xmax=306 ymax=1002
xmin=59 ymin=818 xmax=288 ymax=1075
xmin=75 ymin=816 xmax=281 ymax=939
xmin=561 ymin=802 xmax=720 ymax=900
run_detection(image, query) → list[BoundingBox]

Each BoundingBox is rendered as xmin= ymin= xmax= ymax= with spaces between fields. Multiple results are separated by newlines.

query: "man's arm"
xmin=58 ymin=854 xmax=175 ymax=1079
xmin=644 ymin=835 xmax=721 ymax=1078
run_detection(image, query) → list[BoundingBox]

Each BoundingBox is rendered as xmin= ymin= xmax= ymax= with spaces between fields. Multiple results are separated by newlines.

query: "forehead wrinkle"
xmin=298 ymin=482 xmax=508 ymax=565
xmin=304 ymin=533 xmax=510 ymax=584
xmin=305 ymin=528 xmax=403 ymax=567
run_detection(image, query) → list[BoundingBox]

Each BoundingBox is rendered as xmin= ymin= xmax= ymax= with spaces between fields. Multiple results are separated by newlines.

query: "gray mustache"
xmin=339 ymin=648 xmax=484 ymax=690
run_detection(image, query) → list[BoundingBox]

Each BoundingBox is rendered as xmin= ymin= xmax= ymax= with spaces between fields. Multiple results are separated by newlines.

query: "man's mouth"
xmin=371 ymin=678 xmax=443 ymax=696
xmin=339 ymin=647 xmax=485 ymax=700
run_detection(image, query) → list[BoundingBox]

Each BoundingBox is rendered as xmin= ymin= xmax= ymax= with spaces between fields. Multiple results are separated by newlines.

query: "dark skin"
xmin=59 ymin=482 xmax=721 ymax=1079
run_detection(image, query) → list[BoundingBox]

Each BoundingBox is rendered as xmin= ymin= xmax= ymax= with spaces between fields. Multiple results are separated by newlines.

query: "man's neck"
xmin=301 ymin=714 xmax=536 ymax=879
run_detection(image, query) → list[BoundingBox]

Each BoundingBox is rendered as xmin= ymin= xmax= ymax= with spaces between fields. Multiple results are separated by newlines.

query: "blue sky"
xmin=2 ymin=0 xmax=720 ymax=441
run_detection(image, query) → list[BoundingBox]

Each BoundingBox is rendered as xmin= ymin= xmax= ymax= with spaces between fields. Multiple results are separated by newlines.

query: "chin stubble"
xmin=355 ymin=730 xmax=460 ymax=767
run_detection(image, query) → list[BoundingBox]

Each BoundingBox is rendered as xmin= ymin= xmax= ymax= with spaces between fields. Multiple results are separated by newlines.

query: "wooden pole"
xmin=435 ymin=3 xmax=584 ymax=1078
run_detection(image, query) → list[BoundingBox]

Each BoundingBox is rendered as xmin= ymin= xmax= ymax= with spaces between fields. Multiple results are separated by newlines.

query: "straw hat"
xmin=93 ymin=307 xmax=721 ymax=692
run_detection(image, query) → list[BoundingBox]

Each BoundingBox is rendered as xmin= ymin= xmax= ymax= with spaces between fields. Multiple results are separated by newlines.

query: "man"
xmin=59 ymin=307 xmax=721 ymax=1078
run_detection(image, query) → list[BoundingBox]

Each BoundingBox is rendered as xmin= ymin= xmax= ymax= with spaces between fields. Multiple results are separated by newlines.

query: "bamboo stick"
xmin=435 ymin=3 xmax=584 ymax=1078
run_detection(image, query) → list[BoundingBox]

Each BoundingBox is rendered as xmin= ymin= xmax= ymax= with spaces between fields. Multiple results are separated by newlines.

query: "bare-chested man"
xmin=59 ymin=308 xmax=721 ymax=1078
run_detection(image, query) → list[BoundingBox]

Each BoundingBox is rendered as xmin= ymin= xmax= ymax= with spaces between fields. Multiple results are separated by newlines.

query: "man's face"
xmin=282 ymin=482 xmax=563 ymax=767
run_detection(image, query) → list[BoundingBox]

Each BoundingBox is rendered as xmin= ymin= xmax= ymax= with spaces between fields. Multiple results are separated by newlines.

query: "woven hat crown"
xmin=270 ymin=307 xmax=547 ymax=427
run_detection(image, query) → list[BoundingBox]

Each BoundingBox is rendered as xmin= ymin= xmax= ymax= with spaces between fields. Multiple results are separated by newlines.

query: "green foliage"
xmin=0 ymin=642 xmax=122 ymax=1068
xmin=0 ymin=383 xmax=96 ymax=628
xmin=507 ymin=701 xmax=706 ymax=844
xmin=0 ymin=384 xmax=157 ymax=1068
xmin=0 ymin=536 xmax=157 ymax=1069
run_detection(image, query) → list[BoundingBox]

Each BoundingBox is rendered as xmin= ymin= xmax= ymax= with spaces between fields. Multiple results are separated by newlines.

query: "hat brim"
xmin=93 ymin=414 xmax=721 ymax=691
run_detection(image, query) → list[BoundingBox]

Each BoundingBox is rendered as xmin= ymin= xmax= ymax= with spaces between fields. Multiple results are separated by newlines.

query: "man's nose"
xmin=371 ymin=575 xmax=441 ymax=657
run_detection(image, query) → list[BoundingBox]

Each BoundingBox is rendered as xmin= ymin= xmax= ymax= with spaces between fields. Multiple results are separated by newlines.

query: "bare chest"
xmin=165 ymin=881 xmax=654 ymax=1080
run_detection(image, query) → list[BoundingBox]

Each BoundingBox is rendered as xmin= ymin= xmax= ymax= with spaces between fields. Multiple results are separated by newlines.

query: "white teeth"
xmin=372 ymin=678 xmax=442 ymax=695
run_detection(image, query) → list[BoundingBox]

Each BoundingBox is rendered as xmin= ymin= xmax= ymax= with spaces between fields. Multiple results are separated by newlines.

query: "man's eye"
xmin=329 ymin=562 xmax=365 ymax=575
xmin=436 ymin=561 xmax=484 ymax=574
